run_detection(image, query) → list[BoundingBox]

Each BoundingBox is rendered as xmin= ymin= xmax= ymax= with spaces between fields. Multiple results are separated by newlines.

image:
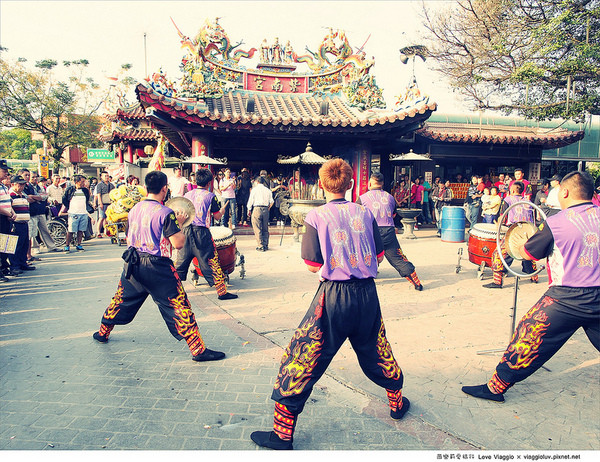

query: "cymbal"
xmin=165 ymin=196 xmax=195 ymax=228
xmin=505 ymin=221 xmax=537 ymax=260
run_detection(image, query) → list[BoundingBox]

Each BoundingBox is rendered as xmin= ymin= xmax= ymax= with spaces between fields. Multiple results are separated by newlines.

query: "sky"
xmin=0 ymin=0 xmax=471 ymax=113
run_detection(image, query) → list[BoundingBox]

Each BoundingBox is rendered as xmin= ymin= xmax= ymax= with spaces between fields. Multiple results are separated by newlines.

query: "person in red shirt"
xmin=410 ymin=177 xmax=425 ymax=228
xmin=482 ymin=174 xmax=492 ymax=189
xmin=476 ymin=175 xmax=485 ymax=193
xmin=494 ymin=173 xmax=508 ymax=199
xmin=392 ymin=180 xmax=410 ymax=208
xmin=509 ymin=168 xmax=532 ymax=201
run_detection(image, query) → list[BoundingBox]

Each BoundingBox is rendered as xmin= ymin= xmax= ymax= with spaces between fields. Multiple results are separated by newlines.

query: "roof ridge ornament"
xmin=395 ymin=44 xmax=431 ymax=113
xmin=144 ymin=18 xmax=388 ymax=110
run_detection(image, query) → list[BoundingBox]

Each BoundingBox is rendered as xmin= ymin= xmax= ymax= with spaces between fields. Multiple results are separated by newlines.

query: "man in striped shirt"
xmin=8 ymin=175 xmax=35 ymax=272
xmin=0 ymin=160 xmax=17 ymax=281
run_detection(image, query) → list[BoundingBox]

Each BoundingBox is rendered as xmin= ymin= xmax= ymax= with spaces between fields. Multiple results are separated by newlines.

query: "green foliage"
xmin=121 ymin=76 xmax=137 ymax=86
xmin=0 ymin=128 xmax=42 ymax=159
xmin=35 ymin=59 xmax=58 ymax=69
xmin=587 ymin=162 xmax=600 ymax=182
xmin=423 ymin=0 xmax=600 ymax=122
xmin=0 ymin=55 xmax=105 ymax=170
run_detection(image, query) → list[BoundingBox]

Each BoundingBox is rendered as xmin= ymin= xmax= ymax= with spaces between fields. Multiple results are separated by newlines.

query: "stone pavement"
xmin=1 ymin=226 xmax=598 ymax=453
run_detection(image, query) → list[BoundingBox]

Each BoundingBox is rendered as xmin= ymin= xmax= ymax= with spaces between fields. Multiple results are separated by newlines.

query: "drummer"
xmin=483 ymin=181 xmax=538 ymax=289
xmin=463 ymin=171 xmax=599 ymax=402
xmin=93 ymin=171 xmax=226 ymax=362
xmin=174 ymin=168 xmax=239 ymax=301
xmin=358 ymin=172 xmax=424 ymax=291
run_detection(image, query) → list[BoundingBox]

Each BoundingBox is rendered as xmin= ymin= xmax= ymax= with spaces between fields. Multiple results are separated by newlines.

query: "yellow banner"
xmin=39 ymin=154 xmax=50 ymax=179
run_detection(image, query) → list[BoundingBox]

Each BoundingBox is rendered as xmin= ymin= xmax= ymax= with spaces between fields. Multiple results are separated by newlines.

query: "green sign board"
xmin=87 ymin=149 xmax=115 ymax=161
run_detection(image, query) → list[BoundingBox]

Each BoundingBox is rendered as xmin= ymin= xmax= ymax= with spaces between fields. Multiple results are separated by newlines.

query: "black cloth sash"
xmin=122 ymin=247 xmax=172 ymax=279
xmin=122 ymin=247 xmax=140 ymax=280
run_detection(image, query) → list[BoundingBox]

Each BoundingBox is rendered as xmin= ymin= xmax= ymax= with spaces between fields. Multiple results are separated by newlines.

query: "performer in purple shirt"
xmin=251 ymin=159 xmax=410 ymax=450
xmin=463 ymin=171 xmax=600 ymax=402
xmin=93 ymin=171 xmax=225 ymax=362
xmin=358 ymin=172 xmax=423 ymax=290
xmin=174 ymin=168 xmax=238 ymax=300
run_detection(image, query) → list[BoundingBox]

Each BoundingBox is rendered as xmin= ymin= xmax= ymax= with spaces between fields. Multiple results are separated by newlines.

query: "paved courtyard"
xmin=1 ymin=227 xmax=598 ymax=454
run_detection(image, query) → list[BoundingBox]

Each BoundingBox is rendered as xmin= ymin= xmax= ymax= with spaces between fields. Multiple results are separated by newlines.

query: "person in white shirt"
xmin=219 ymin=168 xmax=237 ymax=229
xmin=247 ymin=176 xmax=274 ymax=251
xmin=62 ymin=175 xmax=90 ymax=252
xmin=544 ymin=174 xmax=562 ymax=217
xmin=46 ymin=175 xmax=64 ymax=207
xmin=212 ymin=170 xmax=223 ymax=224
xmin=167 ymin=167 xmax=189 ymax=197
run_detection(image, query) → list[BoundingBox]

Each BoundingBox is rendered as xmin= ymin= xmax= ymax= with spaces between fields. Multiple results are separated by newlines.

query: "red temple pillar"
xmin=191 ymin=136 xmax=210 ymax=172
xmin=117 ymin=147 xmax=123 ymax=164
xmin=127 ymin=145 xmax=134 ymax=164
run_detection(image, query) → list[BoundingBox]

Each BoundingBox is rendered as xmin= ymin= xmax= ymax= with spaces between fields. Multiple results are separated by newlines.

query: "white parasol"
xmin=277 ymin=143 xmax=328 ymax=200
xmin=389 ymin=149 xmax=433 ymax=191
xmin=277 ymin=143 xmax=329 ymax=165
xmin=180 ymin=155 xmax=227 ymax=166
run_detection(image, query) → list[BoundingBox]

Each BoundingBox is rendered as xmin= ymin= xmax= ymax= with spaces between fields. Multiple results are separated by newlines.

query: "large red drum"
xmin=193 ymin=226 xmax=237 ymax=275
xmin=467 ymin=223 xmax=508 ymax=267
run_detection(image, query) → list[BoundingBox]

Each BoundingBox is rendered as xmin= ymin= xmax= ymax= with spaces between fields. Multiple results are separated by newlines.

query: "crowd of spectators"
xmin=168 ymin=167 xmax=315 ymax=229
xmin=0 ymin=164 xmax=146 ymax=283
xmin=3 ymin=159 xmax=599 ymax=284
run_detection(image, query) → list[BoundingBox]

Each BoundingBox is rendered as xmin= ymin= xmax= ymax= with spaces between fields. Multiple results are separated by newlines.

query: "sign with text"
xmin=358 ymin=149 xmax=370 ymax=197
xmin=39 ymin=154 xmax=50 ymax=179
xmin=244 ymin=72 xmax=308 ymax=93
xmin=528 ymin=162 xmax=541 ymax=185
xmin=87 ymin=149 xmax=115 ymax=161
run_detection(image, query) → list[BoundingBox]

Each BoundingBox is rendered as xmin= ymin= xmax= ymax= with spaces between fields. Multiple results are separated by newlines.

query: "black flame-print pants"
xmin=379 ymin=226 xmax=415 ymax=277
xmin=495 ymin=286 xmax=600 ymax=384
xmin=101 ymin=253 xmax=200 ymax=342
xmin=271 ymin=277 xmax=404 ymax=415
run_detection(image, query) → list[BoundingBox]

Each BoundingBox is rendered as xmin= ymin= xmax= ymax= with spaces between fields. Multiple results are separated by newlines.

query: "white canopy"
xmin=277 ymin=143 xmax=328 ymax=165
xmin=389 ymin=150 xmax=432 ymax=162
xmin=180 ymin=155 xmax=226 ymax=166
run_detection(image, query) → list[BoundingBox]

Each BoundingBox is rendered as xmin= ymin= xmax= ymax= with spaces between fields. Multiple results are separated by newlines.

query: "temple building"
xmin=134 ymin=19 xmax=437 ymax=199
xmin=98 ymin=103 xmax=159 ymax=165
xmin=98 ymin=18 xmax=590 ymax=198
xmin=404 ymin=113 xmax=586 ymax=200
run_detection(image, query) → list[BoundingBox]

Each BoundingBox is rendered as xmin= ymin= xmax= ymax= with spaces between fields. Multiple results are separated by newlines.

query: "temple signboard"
xmin=244 ymin=73 xmax=308 ymax=93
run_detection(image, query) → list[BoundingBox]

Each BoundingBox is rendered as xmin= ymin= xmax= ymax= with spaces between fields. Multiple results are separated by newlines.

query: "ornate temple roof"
xmin=103 ymin=103 xmax=148 ymax=122
xmin=417 ymin=122 xmax=585 ymax=149
xmin=98 ymin=126 xmax=158 ymax=143
xmin=131 ymin=18 xmax=437 ymax=156
xmin=98 ymin=102 xmax=159 ymax=144
xmin=137 ymin=82 xmax=436 ymax=131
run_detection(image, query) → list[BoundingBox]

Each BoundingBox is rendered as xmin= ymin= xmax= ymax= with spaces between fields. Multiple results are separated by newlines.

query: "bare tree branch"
xmin=421 ymin=0 xmax=600 ymax=121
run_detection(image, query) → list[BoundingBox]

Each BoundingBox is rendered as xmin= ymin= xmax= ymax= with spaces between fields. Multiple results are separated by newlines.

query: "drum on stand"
xmin=467 ymin=223 xmax=508 ymax=267
xmin=193 ymin=226 xmax=237 ymax=276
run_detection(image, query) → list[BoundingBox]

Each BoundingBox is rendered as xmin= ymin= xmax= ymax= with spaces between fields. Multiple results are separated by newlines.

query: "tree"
xmin=0 ymin=128 xmax=42 ymax=159
xmin=0 ymin=50 xmax=104 ymax=171
xmin=422 ymin=0 xmax=600 ymax=121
